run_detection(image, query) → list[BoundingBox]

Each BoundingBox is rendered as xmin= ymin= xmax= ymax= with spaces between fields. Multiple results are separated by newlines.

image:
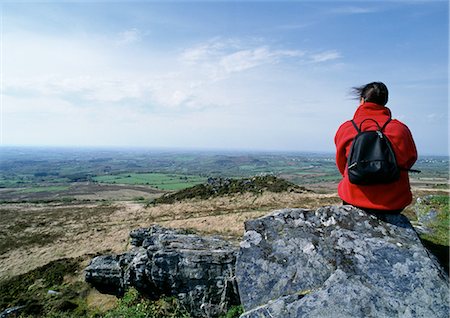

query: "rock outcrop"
xmin=152 ymin=176 xmax=310 ymax=204
xmin=85 ymin=206 xmax=449 ymax=318
xmin=85 ymin=226 xmax=239 ymax=318
xmin=236 ymin=206 xmax=449 ymax=317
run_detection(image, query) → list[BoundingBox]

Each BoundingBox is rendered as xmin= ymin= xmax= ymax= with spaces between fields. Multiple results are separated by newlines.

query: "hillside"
xmin=0 ymin=174 xmax=448 ymax=317
xmin=152 ymin=175 xmax=311 ymax=204
xmin=0 ymin=177 xmax=339 ymax=280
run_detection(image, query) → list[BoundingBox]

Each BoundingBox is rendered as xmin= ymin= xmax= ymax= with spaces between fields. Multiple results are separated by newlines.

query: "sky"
xmin=1 ymin=0 xmax=448 ymax=155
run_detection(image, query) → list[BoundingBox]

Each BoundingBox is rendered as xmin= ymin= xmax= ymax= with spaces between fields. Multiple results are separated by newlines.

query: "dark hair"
xmin=352 ymin=82 xmax=389 ymax=106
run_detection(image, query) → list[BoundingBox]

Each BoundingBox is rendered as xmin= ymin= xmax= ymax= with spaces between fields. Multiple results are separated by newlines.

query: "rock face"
xmin=236 ymin=206 xmax=449 ymax=318
xmin=85 ymin=226 xmax=239 ymax=318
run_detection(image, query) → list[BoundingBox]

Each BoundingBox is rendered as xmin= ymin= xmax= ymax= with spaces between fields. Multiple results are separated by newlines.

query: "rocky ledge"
xmin=85 ymin=206 xmax=449 ymax=318
xmin=85 ymin=225 xmax=239 ymax=318
xmin=236 ymin=206 xmax=449 ymax=318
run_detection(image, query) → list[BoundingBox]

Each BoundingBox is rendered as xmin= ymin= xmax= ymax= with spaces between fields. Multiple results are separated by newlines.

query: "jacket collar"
xmin=353 ymin=102 xmax=392 ymax=120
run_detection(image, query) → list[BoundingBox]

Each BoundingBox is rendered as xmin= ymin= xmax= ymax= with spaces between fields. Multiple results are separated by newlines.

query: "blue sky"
xmin=1 ymin=1 xmax=448 ymax=155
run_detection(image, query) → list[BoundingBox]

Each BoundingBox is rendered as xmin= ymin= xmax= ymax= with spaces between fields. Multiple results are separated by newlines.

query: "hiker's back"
xmin=335 ymin=82 xmax=418 ymax=212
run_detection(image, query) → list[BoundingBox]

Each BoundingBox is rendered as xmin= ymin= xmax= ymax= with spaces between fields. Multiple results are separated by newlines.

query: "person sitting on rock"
xmin=335 ymin=82 xmax=418 ymax=214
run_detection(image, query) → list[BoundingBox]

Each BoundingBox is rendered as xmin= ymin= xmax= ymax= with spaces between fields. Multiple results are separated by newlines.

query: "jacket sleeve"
xmin=335 ymin=121 xmax=354 ymax=176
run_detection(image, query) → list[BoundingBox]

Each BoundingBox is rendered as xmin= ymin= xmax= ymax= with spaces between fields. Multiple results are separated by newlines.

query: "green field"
xmin=93 ymin=173 xmax=206 ymax=191
xmin=0 ymin=147 xmax=447 ymax=198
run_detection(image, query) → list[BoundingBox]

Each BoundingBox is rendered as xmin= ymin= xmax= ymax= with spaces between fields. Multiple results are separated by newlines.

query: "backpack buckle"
xmin=376 ymin=130 xmax=383 ymax=139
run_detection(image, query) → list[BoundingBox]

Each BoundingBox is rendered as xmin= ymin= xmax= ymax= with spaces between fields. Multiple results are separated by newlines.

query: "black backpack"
xmin=347 ymin=118 xmax=400 ymax=185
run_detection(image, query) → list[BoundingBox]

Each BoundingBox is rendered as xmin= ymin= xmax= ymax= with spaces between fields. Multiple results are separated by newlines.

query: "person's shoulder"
xmin=388 ymin=118 xmax=414 ymax=136
xmin=335 ymin=120 xmax=356 ymax=140
xmin=390 ymin=118 xmax=411 ymax=129
xmin=337 ymin=119 xmax=353 ymax=130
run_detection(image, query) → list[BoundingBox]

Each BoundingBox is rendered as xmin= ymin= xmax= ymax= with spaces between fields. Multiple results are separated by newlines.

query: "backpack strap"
xmin=381 ymin=117 xmax=392 ymax=132
xmin=358 ymin=118 xmax=381 ymax=131
xmin=350 ymin=120 xmax=360 ymax=133
xmin=351 ymin=116 xmax=392 ymax=132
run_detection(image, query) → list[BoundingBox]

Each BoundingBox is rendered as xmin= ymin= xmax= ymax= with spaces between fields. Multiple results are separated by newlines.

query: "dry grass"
xmin=0 ymin=186 xmax=444 ymax=281
xmin=0 ymin=203 xmax=144 ymax=280
xmin=86 ymin=289 xmax=118 ymax=312
xmin=152 ymin=192 xmax=341 ymax=237
xmin=0 ymin=191 xmax=339 ymax=280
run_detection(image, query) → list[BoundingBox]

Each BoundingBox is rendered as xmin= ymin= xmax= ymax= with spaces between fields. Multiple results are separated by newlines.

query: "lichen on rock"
xmin=236 ymin=206 xmax=449 ymax=318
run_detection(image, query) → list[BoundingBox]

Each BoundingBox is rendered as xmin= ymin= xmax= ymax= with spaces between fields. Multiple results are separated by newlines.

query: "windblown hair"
xmin=352 ymin=82 xmax=389 ymax=106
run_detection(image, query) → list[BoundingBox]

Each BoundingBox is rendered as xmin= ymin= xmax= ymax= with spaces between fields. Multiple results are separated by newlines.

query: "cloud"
xmin=426 ymin=113 xmax=446 ymax=122
xmin=180 ymin=38 xmax=243 ymax=62
xmin=4 ymin=29 xmax=346 ymax=149
xmin=116 ymin=28 xmax=141 ymax=46
xmin=276 ymin=23 xmax=314 ymax=31
xmin=218 ymin=47 xmax=304 ymax=74
xmin=5 ymin=34 xmax=342 ymax=115
xmin=5 ymin=76 xmax=147 ymax=103
xmin=329 ymin=6 xmax=379 ymax=15
xmin=310 ymin=50 xmax=341 ymax=63
xmin=180 ymin=38 xmax=340 ymax=82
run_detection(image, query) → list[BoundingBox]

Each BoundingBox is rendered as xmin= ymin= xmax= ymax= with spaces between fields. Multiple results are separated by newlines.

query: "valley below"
xmin=0 ymin=147 xmax=448 ymax=317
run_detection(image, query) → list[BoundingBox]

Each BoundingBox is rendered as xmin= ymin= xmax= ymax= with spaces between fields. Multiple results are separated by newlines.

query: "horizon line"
xmin=1 ymin=144 xmax=448 ymax=158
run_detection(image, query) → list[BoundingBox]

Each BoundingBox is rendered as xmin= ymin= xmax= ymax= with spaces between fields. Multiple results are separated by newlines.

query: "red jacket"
xmin=335 ymin=102 xmax=417 ymax=210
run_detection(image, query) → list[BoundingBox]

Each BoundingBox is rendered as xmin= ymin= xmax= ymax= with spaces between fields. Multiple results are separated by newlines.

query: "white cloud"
xmin=6 ymin=35 xmax=326 ymax=112
xmin=219 ymin=47 xmax=305 ymax=74
xmin=4 ymin=95 xmax=75 ymax=116
xmin=180 ymin=38 xmax=345 ymax=82
xmin=426 ymin=113 xmax=446 ymax=122
xmin=4 ymin=29 xmax=347 ymax=150
xmin=181 ymin=38 xmax=338 ymax=68
xmin=116 ymin=28 xmax=141 ymax=46
xmin=330 ymin=6 xmax=378 ymax=15
xmin=310 ymin=50 xmax=341 ymax=63
xmin=6 ymin=76 xmax=147 ymax=103
xmin=180 ymin=38 xmax=242 ymax=63
xmin=5 ymin=33 xmax=344 ymax=117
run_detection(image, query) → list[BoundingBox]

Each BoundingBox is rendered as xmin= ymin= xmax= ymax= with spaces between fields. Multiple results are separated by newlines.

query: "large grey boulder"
xmin=85 ymin=225 xmax=239 ymax=318
xmin=236 ymin=206 xmax=449 ymax=318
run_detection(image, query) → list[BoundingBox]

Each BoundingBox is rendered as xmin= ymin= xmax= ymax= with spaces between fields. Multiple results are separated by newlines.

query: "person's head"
xmin=352 ymin=82 xmax=389 ymax=106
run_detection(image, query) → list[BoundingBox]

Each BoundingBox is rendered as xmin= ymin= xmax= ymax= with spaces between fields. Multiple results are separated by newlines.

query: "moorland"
xmin=0 ymin=146 xmax=448 ymax=317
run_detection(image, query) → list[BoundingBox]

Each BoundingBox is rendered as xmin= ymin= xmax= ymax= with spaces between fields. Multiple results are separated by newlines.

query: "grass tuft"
xmin=103 ymin=288 xmax=191 ymax=318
